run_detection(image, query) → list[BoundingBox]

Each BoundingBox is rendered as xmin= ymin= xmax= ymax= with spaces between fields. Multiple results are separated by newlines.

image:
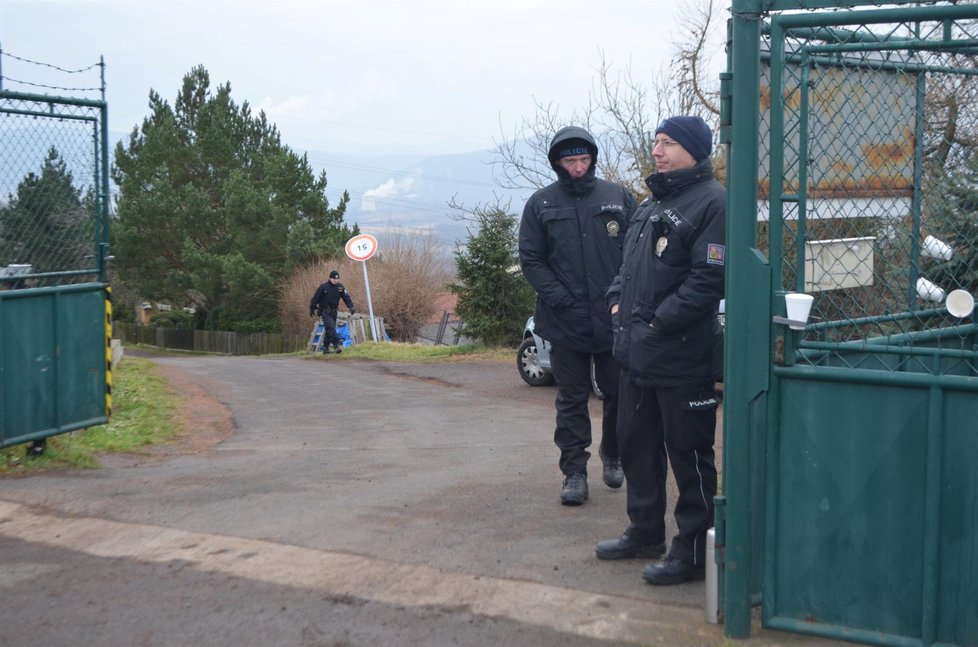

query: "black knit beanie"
xmin=654 ymin=116 xmax=713 ymax=162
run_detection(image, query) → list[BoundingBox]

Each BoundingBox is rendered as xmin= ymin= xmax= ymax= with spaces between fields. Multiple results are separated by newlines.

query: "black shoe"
xmin=642 ymin=556 xmax=705 ymax=585
xmin=333 ymin=346 xmax=342 ymax=354
xmin=25 ymin=439 xmax=46 ymax=458
xmin=599 ymin=450 xmax=623 ymax=489
xmin=560 ymin=473 xmax=588 ymax=506
xmin=595 ymin=533 xmax=666 ymax=560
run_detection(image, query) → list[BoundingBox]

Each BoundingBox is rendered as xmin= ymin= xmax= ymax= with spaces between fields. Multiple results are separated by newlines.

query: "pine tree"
xmin=111 ymin=66 xmax=354 ymax=332
xmin=0 ymin=147 xmax=91 ymax=274
xmin=449 ymin=206 xmax=535 ymax=346
xmin=923 ymin=148 xmax=978 ymax=294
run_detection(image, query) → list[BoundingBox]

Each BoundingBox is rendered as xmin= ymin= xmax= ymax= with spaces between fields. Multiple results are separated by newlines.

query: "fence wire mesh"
xmin=761 ymin=12 xmax=978 ymax=376
xmin=0 ymin=94 xmax=104 ymax=283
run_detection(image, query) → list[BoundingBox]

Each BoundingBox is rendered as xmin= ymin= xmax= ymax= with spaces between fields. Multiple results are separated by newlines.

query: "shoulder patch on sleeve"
xmin=707 ymin=244 xmax=725 ymax=266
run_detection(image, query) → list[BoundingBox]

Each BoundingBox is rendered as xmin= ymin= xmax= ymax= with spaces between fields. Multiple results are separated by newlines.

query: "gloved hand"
xmin=349 ymin=308 xmax=356 ymax=315
xmin=309 ymin=308 xmax=317 ymax=317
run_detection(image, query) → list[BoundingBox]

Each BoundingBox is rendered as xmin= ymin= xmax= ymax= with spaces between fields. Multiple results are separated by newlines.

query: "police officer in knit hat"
xmin=596 ymin=115 xmax=725 ymax=585
xmin=519 ymin=126 xmax=638 ymax=506
xmin=309 ymin=270 xmax=355 ymax=353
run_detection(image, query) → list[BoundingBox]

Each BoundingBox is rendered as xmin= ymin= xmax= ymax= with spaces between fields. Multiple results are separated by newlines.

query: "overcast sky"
xmin=1 ymin=0 xmax=688 ymax=157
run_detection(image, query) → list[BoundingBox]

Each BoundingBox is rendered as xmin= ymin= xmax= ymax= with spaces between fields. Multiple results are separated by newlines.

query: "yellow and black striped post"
xmin=105 ymin=284 xmax=113 ymax=417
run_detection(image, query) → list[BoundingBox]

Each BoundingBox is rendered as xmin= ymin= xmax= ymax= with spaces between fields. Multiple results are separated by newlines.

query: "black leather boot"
xmin=642 ymin=556 xmax=705 ymax=585
xmin=560 ymin=473 xmax=588 ymax=506
xmin=595 ymin=533 xmax=666 ymax=560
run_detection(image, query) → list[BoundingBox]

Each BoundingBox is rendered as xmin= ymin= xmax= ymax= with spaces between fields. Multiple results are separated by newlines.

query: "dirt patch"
xmin=97 ymin=363 xmax=234 ymax=468
xmin=367 ymin=364 xmax=462 ymax=388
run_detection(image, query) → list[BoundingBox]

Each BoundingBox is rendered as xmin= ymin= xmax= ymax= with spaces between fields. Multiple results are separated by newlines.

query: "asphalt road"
xmin=0 ymin=352 xmax=849 ymax=647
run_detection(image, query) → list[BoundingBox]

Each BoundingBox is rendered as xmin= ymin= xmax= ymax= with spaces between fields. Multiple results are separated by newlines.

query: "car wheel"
xmin=517 ymin=337 xmax=554 ymax=386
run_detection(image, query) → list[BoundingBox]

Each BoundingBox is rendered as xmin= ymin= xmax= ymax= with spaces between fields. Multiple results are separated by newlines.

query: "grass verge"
xmin=0 ymin=356 xmax=180 ymax=476
xmin=311 ymin=341 xmax=513 ymax=363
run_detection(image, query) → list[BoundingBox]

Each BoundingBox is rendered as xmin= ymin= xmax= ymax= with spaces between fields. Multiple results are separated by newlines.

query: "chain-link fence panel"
xmin=1 ymin=63 xmax=112 ymax=448
xmin=760 ymin=11 xmax=978 ymax=377
xmin=723 ymin=5 xmax=978 ymax=644
xmin=0 ymin=93 xmax=106 ymax=283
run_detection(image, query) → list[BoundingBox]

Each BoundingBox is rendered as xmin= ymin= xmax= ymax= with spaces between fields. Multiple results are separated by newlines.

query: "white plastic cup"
xmin=784 ymin=293 xmax=814 ymax=330
xmin=922 ymin=235 xmax=953 ymax=261
xmin=946 ymin=289 xmax=975 ymax=318
xmin=916 ymin=277 xmax=946 ymax=303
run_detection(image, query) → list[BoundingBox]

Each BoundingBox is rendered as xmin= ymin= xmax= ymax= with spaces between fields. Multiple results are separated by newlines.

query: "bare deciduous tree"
xmin=491 ymin=0 xmax=727 ymax=197
xmin=280 ymin=228 xmax=452 ymax=342
xmin=491 ymin=100 xmax=590 ymax=193
xmin=671 ymin=0 xmax=724 ymax=117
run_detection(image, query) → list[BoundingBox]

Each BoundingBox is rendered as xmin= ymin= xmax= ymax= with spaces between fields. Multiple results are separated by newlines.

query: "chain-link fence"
xmin=723 ymin=6 xmax=978 ymax=642
xmin=1 ymin=54 xmax=112 ymax=449
xmin=759 ymin=11 xmax=978 ymax=375
xmin=0 ymin=92 xmax=106 ymax=284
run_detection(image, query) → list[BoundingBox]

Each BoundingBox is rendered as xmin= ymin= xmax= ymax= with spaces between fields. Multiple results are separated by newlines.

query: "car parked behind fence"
xmin=516 ymin=316 xmax=553 ymax=387
xmin=516 ymin=317 xmax=605 ymax=397
xmin=518 ymin=301 xmax=725 ymax=391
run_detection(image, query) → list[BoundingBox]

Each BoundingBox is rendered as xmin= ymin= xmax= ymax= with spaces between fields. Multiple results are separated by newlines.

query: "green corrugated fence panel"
xmin=767 ymin=374 xmax=978 ymax=645
xmin=771 ymin=379 xmax=929 ymax=638
xmin=57 ymin=286 xmax=108 ymax=426
xmin=724 ymin=2 xmax=978 ymax=642
xmin=938 ymin=391 xmax=978 ymax=644
xmin=0 ymin=283 xmax=107 ymax=448
xmin=1 ymin=289 xmax=57 ymax=441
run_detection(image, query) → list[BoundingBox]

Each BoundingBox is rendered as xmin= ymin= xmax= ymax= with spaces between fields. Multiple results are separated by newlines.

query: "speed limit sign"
xmin=344 ymin=233 xmax=380 ymax=342
xmin=345 ymin=234 xmax=378 ymax=262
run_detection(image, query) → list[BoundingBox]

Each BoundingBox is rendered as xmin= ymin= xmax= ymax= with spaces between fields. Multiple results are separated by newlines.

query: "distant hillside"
xmin=305 ymin=147 xmax=536 ymax=252
xmin=0 ymin=126 xmax=540 ymax=255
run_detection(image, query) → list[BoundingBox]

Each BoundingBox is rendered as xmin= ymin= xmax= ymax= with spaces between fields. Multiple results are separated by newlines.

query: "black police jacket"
xmin=607 ymin=158 xmax=725 ymax=386
xmin=310 ymin=281 xmax=354 ymax=314
xmin=519 ymin=161 xmax=636 ymax=353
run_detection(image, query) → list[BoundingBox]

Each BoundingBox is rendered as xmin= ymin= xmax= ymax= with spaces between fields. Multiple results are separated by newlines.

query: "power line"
xmin=278 ymin=116 xmax=490 ymax=146
xmin=339 ymin=189 xmax=457 ymax=217
xmin=304 ymin=152 xmax=502 ymax=190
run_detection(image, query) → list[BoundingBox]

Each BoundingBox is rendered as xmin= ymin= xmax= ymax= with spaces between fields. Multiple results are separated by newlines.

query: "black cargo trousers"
xmin=549 ymin=345 xmax=620 ymax=477
xmin=616 ymin=373 xmax=719 ymax=567
xmin=320 ymin=309 xmax=341 ymax=349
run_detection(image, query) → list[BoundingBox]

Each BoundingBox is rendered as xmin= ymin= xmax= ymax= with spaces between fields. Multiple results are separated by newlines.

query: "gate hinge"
xmin=719 ymin=72 xmax=733 ymax=145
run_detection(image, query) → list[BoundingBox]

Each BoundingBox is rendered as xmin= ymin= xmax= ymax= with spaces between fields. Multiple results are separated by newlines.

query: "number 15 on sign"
xmin=345 ymin=234 xmax=378 ymax=262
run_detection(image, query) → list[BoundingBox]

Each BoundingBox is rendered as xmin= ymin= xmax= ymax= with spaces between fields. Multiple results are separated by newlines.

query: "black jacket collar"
xmin=556 ymin=169 xmax=597 ymax=195
xmin=645 ymin=158 xmax=714 ymax=199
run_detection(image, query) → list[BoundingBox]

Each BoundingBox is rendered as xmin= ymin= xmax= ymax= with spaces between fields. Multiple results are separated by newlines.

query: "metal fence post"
xmin=725 ymin=0 xmax=768 ymax=638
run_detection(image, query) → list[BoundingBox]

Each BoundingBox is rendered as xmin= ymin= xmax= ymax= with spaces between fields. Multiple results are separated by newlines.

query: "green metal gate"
xmin=0 ymin=85 xmax=112 ymax=449
xmin=723 ymin=2 xmax=978 ymax=645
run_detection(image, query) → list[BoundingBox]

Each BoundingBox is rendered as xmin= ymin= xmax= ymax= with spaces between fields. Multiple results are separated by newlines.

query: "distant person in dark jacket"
xmin=519 ymin=126 xmax=637 ymax=506
xmin=309 ymin=270 xmax=355 ymax=353
xmin=595 ymin=116 xmax=725 ymax=586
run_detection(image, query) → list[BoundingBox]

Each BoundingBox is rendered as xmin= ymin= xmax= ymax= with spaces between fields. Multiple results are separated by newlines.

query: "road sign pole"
xmin=361 ymin=260 xmax=378 ymax=342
